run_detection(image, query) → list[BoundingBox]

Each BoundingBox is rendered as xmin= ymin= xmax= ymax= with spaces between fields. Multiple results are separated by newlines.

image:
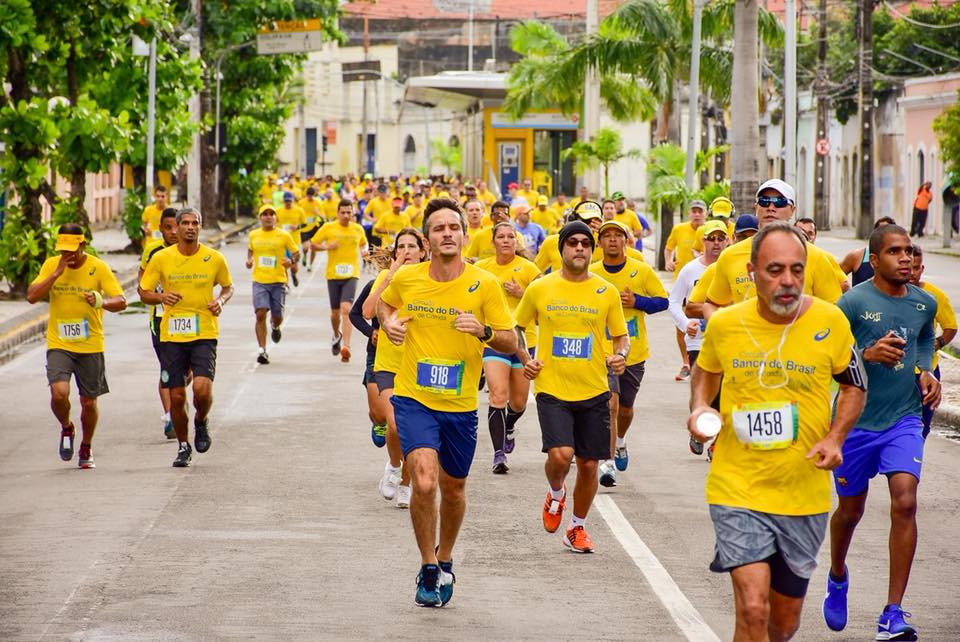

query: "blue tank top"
xmin=851 ymin=247 xmax=874 ymax=286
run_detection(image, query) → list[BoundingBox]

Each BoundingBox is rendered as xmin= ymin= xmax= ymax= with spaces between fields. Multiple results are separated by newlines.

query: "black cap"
xmin=558 ymin=220 xmax=595 ymax=250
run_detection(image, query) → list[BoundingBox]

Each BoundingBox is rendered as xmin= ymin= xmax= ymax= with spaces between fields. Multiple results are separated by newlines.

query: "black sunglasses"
xmin=564 ymin=237 xmax=593 ymax=248
xmin=756 ymin=195 xmax=791 ymax=208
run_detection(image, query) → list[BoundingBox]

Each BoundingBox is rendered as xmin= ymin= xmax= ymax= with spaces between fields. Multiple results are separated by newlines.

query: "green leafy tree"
xmin=934 ymin=93 xmax=960 ymax=189
xmin=430 ymin=138 xmax=462 ymax=176
xmin=560 ymin=128 xmax=642 ymax=195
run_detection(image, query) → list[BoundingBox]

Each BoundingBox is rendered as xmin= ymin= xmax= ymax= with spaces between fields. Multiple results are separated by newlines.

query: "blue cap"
xmin=283 ymin=191 xmax=295 ymax=201
xmin=734 ymin=214 xmax=759 ymax=234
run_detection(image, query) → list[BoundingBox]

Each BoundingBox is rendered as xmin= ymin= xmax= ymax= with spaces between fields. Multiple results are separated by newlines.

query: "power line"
xmin=881 ymin=0 xmax=960 ymax=29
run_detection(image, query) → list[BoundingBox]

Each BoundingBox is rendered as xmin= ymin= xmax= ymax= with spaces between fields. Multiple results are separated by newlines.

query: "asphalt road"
xmin=2 ymin=235 xmax=959 ymax=641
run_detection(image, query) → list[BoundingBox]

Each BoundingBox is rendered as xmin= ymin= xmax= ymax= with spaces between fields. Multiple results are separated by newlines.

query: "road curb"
xmin=0 ymin=219 xmax=254 ymax=364
xmin=936 ymin=404 xmax=960 ymax=428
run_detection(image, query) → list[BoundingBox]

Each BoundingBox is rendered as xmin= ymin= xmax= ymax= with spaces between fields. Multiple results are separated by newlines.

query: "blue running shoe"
xmin=438 ymin=560 xmax=455 ymax=606
xmin=164 ymin=418 xmax=176 ymax=440
xmin=822 ymin=567 xmax=849 ymax=631
xmin=415 ymin=564 xmax=442 ymax=607
xmin=614 ymin=445 xmax=629 ymax=471
xmin=876 ymin=604 xmax=917 ymax=641
xmin=371 ymin=423 xmax=387 ymax=448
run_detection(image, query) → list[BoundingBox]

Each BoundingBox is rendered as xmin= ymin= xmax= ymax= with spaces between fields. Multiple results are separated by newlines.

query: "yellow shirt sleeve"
xmin=514 ymin=282 xmax=538 ymax=329
xmin=706 ymin=253 xmax=734 ymax=305
xmin=665 ymin=226 xmax=679 ymax=252
xmin=695 ymin=309 xmax=725 ymax=373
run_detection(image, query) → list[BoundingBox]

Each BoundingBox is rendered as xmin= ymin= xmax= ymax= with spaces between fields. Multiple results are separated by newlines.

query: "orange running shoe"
xmin=542 ymin=486 xmax=566 ymax=533
xmin=340 ymin=346 xmax=351 ymax=363
xmin=564 ymin=525 xmax=594 ymax=553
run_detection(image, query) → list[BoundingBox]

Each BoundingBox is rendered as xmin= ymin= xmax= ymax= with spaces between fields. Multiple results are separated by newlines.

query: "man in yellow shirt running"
xmin=516 ymin=221 xmax=629 ymax=554
xmin=28 ymin=225 xmax=127 ymax=469
xmin=246 ymin=204 xmax=300 ymax=365
xmin=141 ymin=185 xmax=169 ymax=241
xmin=688 ymin=222 xmax=866 ymax=642
xmin=378 ymin=197 xmax=516 ymax=607
xmin=277 ymin=191 xmax=305 ymax=287
xmin=373 ymin=197 xmax=412 ymax=249
xmin=139 ymin=208 xmax=234 ymax=468
xmin=298 ymin=186 xmax=324 ymax=271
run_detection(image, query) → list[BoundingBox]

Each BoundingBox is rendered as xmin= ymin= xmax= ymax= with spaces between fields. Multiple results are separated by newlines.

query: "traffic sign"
xmin=816 ymin=138 xmax=830 ymax=156
xmin=257 ymin=19 xmax=324 ymax=54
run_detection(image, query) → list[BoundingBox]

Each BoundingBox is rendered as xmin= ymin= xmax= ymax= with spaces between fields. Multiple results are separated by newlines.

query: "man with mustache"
xmin=688 ymin=222 xmax=866 ymax=642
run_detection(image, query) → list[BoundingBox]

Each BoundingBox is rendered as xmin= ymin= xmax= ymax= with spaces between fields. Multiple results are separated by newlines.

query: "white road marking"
xmin=595 ymin=494 xmax=720 ymax=642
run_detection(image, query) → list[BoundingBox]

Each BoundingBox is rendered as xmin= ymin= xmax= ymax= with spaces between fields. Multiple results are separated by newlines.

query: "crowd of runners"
xmin=27 ymin=170 xmax=956 ymax=641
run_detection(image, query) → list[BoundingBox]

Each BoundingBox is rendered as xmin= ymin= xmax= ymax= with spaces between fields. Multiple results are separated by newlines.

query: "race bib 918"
xmin=168 ymin=314 xmax=200 ymax=337
xmin=731 ymin=401 xmax=798 ymax=450
xmin=57 ymin=318 xmax=89 ymax=342
xmin=415 ymin=359 xmax=464 ymax=395
xmin=551 ymin=333 xmax=592 ymax=360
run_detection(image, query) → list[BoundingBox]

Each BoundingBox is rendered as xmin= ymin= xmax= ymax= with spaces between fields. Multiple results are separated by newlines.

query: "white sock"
xmin=161 ymin=412 xmax=170 ymax=422
xmin=549 ymin=485 xmax=565 ymax=500
xmin=569 ymin=515 xmax=586 ymax=529
xmin=385 ymin=462 xmax=401 ymax=474
xmin=616 ymin=437 xmax=626 ymax=448
xmin=258 ymin=346 xmax=266 ymax=354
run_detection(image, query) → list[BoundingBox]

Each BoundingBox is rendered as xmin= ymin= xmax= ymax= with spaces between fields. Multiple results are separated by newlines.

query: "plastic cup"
xmin=696 ymin=412 xmax=722 ymax=438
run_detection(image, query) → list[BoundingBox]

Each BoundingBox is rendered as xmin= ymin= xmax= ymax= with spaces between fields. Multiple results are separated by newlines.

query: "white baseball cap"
xmin=756 ymin=179 xmax=796 ymax=204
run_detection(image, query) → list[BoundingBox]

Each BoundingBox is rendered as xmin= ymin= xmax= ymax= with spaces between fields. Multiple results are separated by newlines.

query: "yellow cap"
xmin=710 ymin=196 xmax=734 ymax=218
xmin=54 ymin=233 xmax=85 ymax=252
xmin=598 ymin=220 xmax=630 ymax=237
xmin=258 ymin=204 xmax=277 ymax=216
xmin=701 ymin=220 xmax=728 ymax=238
xmin=537 ymin=195 xmax=549 ymax=206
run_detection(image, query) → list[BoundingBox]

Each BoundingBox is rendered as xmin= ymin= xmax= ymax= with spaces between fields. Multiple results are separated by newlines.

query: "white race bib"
xmin=335 ymin=263 xmax=354 ymax=277
xmin=154 ymin=303 xmax=164 ymax=318
xmin=283 ymin=224 xmax=297 ymax=234
xmin=168 ymin=314 xmax=200 ymax=337
xmin=258 ymin=255 xmax=278 ymax=269
xmin=57 ymin=319 xmax=89 ymax=342
xmin=731 ymin=401 xmax=798 ymax=450
xmin=152 ymin=230 xmax=162 ymax=239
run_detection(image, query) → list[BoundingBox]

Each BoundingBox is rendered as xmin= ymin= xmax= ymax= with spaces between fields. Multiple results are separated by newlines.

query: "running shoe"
xmin=689 ymin=435 xmax=704 ymax=456
xmin=340 ymin=346 xmax=351 ymax=363
xmin=415 ymin=564 xmax=443 ymax=607
xmin=396 ymin=485 xmax=412 ymax=509
xmin=379 ymin=466 xmax=401 ymax=500
xmin=163 ymin=416 xmax=176 ymax=440
xmin=599 ymin=460 xmax=617 ymax=487
xmin=77 ymin=443 xmax=95 ymax=469
xmin=371 ymin=422 xmax=387 ymax=447
xmin=59 ymin=425 xmax=75 ymax=461
xmin=492 ymin=451 xmax=509 ymax=474
xmin=257 ymin=351 xmax=270 ymax=365
xmin=542 ymin=486 xmax=566 ymax=533
xmin=194 ymin=420 xmax=211 ymax=453
xmin=291 ymin=272 xmax=299 ymax=287
xmin=563 ymin=525 xmax=595 ymax=553
xmin=504 ymin=426 xmax=516 ymax=454
xmin=822 ymin=567 xmax=849 ymax=632
xmin=876 ymin=604 xmax=917 ymax=641
xmin=271 ymin=325 xmax=282 ymax=343
xmin=675 ymin=364 xmax=691 ymax=382
xmin=614 ymin=445 xmax=629 ymax=471
xmin=331 ymin=334 xmax=342 ymax=357
xmin=437 ymin=555 xmax=455 ymax=606
xmin=173 ymin=442 xmax=192 ymax=468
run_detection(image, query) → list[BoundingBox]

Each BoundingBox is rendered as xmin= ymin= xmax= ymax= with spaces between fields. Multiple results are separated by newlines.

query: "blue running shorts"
xmin=391 ymin=395 xmax=478 ymax=479
xmin=833 ymin=415 xmax=924 ymax=496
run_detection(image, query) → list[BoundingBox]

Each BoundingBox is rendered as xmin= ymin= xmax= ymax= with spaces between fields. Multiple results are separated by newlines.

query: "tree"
xmin=560 ymin=128 xmax=642 ymax=195
xmin=430 ymin=138 xmax=462 ymax=176
xmin=729 ymin=0 xmax=761 ymax=214
xmin=934 ymin=93 xmax=960 ymax=187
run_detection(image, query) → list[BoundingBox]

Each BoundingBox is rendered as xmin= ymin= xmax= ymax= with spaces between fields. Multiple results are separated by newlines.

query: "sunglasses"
xmin=757 ymin=195 xmax=791 ymax=208
xmin=564 ymin=238 xmax=593 ymax=248
xmin=705 ymin=235 xmax=727 ymax=242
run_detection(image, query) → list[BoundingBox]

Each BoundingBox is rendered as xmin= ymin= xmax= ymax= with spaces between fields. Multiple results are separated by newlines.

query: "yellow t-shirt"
xmin=475 ymin=255 xmax=541 ymax=348
xmin=665 ymin=221 xmax=702 ymax=279
xmin=478 ymin=189 xmax=496 ymax=207
xmin=364 ymin=197 xmax=393 ymax=222
xmin=277 ymin=204 xmax=306 ymax=240
xmin=514 ymin=271 xmax=627 ymax=401
xmin=320 ymin=198 xmax=339 ymax=222
xmin=922 ymin=281 xmax=957 ymax=370
xmin=249 ymin=228 xmax=300 ymax=284
xmin=141 ymin=239 xmax=172 ymax=328
xmin=688 ymin=262 xmax=717 ymax=304
xmin=372 ymin=270 xmax=405 ymax=374
xmin=405 ymin=204 xmax=424 ymax=229
xmin=139 ymin=244 xmax=232 ymax=343
xmin=696 ymin=298 xmax=856 ymax=515
xmin=310 ymin=221 xmax=367 ymax=280
xmin=531 ymin=207 xmax=561 ymax=234
xmin=380 ymin=262 xmax=515 ymax=412
xmin=589 ymin=258 xmax=668 ymax=364
xmin=516 ymin=189 xmax=540 ymax=207
xmin=34 ymin=254 xmax=124 ymax=353
xmin=706 ymin=237 xmax=842 ymax=305
xmin=465 ymin=227 xmax=527 ymax=261
xmin=298 ymin=198 xmax=324 ymax=232
xmin=534 ymin=234 xmax=562 ymax=273
xmin=373 ymin=211 xmax=412 ymax=247
xmin=259 ymin=184 xmax=274 ymax=204
xmin=614 ymin=210 xmax=644 ymax=238
xmin=141 ymin=204 xmax=164 ymax=239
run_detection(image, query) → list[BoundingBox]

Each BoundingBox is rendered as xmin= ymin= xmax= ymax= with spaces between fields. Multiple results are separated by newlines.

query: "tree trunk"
xmin=856 ymin=0 xmax=874 ymax=240
xmin=729 ymin=0 xmax=762 ymax=215
xmin=69 ymin=169 xmax=92 ymax=235
xmin=200 ymin=84 xmax=219 ymax=229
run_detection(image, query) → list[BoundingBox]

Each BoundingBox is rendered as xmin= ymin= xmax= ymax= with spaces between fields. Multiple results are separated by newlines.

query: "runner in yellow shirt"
xmin=373 ymin=197 xmax=412 ymax=248
xmin=139 ymin=207 xmax=234 ymax=468
xmin=363 ymin=184 xmax=394 ymax=227
xmin=406 ymin=191 xmax=425 ymax=229
xmin=311 ymin=200 xmax=369 ymax=363
xmin=464 ymin=202 xmax=527 ymax=261
xmin=141 ymin=185 xmax=169 ymax=241
xmin=463 ymin=199 xmax=486 ymax=253
xmin=610 ymin=191 xmax=645 ymax=240
xmin=476 ymin=181 xmax=497 ymax=207
xmin=27 ymin=224 xmax=126 ymax=469
xmin=246 ymin=204 xmax=300 ymax=365
xmin=568 ymin=185 xmax=590 ymax=211
xmin=277 ymin=191 xmax=306 ymax=287
xmin=665 ymin=199 xmax=708 ymax=381
xmin=139 ymin=207 xmax=179 ymax=439
xmin=320 ymin=187 xmax=339 ymax=223
xmin=475 ymin=222 xmax=542 ymax=473
xmin=688 ymin=222 xmax=866 ymax=642
xmin=516 ymin=178 xmax=540 ymax=209
xmin=532 ymin=195 xmax=562 ymax=234
xmin=589 ymin=220 xmax=668 ymax=487
xmin=378 ymin=197 xmax=516 ymax=607
xmin=515 ymin=220 xmax=629 ymax=554
xmin=298 ymin=187 xmax=324 ymax=271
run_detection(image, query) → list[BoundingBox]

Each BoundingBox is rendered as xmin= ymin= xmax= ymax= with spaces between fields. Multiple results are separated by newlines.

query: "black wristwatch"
xmin=478 ymin=324 xmax=494 ymax=343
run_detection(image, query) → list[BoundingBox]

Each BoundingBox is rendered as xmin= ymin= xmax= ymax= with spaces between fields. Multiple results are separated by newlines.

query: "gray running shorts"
xmin=46 ymin=349 xmax=109 ymax=398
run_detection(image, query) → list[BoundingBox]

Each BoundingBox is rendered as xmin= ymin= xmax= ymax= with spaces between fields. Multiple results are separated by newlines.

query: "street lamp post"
xmin=146 ymin=38 xmax=157 ymax=199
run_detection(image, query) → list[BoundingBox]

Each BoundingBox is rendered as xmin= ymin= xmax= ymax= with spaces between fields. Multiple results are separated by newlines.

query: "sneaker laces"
xmin=547 ymin=498 xmax=562 ymax=515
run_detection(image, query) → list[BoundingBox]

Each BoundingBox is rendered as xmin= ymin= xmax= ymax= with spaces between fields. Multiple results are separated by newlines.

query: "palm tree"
xmin=730 ymin=0 xmax=762 ymax=213
xmin=561 ymin=128 xmax=643 ymax=195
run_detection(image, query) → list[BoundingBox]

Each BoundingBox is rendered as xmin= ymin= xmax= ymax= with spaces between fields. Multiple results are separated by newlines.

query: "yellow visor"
xmin=55 ymin=233 xmax=85 ymax=252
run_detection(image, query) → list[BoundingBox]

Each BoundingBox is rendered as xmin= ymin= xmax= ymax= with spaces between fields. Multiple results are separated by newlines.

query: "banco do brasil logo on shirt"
xmin=814 ymin=328 xmax=831 ymax=341
xmin=468 ymin=280 xmax=480 ymax=292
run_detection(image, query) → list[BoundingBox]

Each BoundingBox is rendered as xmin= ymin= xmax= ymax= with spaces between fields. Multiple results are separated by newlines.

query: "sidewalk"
xmin=0 ymin=218 xmax=255 ymax=363
xmin=819 ymin=226 xmax=960 ymax=258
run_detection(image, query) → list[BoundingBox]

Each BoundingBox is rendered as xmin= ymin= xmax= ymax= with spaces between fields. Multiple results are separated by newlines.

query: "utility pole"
xmin=361 ymin=16 xmax=369 ymax=175
xmin=145 ymin=38 xmax=157 ymax=200
xmin=684 ymin=0 xmax=703 ymax=191
xmin=467 ymin=2 xmax=475 ymax=72
xmin=583 ymin=0 xmax=600 ymax=195
xmin=813 ymin=0 xmax=830 ymax=229
xmin=187 ymin=0 xmax=202 ymax=208
xmin=857 ymin=0 xmax=874 ymax=239
xmin=784 ymin=0 xmax=797 ymax=188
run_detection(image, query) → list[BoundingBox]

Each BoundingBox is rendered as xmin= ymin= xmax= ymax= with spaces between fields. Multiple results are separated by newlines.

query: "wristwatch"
xmin=478 ymin=324 xmax=494 ymax=343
